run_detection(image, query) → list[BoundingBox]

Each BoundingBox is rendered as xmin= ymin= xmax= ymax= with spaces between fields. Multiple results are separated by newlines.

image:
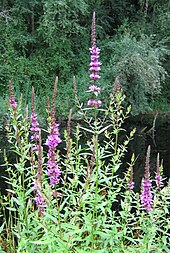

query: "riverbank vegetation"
xmin=0 ymin=8 xmax=170 ymax=252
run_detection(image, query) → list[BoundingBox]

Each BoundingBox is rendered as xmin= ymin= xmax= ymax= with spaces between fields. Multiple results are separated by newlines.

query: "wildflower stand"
xmin=0 ymin=11 xmax=170 ymax=253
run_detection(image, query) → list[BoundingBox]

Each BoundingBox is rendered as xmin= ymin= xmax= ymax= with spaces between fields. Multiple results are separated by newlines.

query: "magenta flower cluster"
xmin=140 ymin=178 xmax=153 ymax=211
xmin=89 ymin=85 xmax=101 ymax=92
xmin=45 ymin=121 xmax=61 ymax=185
xmin=88 ymin=99 xmax=102 ymax=107
xmin=9 ymin=96 xmax=17 ymax=110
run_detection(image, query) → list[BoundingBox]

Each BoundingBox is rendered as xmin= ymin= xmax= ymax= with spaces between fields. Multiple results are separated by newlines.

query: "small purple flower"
xmin=90 ymin=73 xmax=101 ymax=80
xmin=89 ymin=85 xmax=101 ymax=92
xmin=87 ymin=100 xmax=102 ymax=107
xmin=128 ymin=181 xmax=135 ymax=191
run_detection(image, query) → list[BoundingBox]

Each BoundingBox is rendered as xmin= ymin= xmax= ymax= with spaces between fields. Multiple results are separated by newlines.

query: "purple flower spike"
xmin=140 ymin=146 xmax=153 ymax=211
xmin=89 ymin=12 xmax=102 ymax=81
xmin=9 ymin=81 xmax=17 ymax=110
xmin=87 ymin=12 xmax=102 ymax=107
xmin=45 ymin=122 xmax=61 ymax=149
xmin=89 ymin=46 xmax=102 ymax=81
xmin=45 ymin=122 xmax=62 ymax=185
xmin=45 ymin=78 xmax=62 ymax=186
xmin=89 ymin=47 xmax=102 ymax=75
xmin=140 ymin=178 xmax=152 ymax=211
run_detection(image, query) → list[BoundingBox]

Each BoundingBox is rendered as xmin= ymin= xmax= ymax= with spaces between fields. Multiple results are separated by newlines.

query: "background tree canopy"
xmin=0 ymin=0 xmax=169 ymax=118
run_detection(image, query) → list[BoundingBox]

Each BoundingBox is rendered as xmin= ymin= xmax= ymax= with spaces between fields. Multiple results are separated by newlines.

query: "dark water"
xmin=124 ymin=114 xmax=170 ymax=189
xmin=0 ymin=114 xmax=170 ymax=192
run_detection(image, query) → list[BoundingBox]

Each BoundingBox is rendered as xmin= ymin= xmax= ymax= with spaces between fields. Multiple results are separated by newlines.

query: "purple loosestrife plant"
xmin=45 ymin=77 xmax=62 ymax=185
xmin=87 ymin=12 xmax=102 ymax=108
xmin=30 ymin=87 xmax=46 ymax=211
xmin=140 ymin=145 xmax=153 ymax=211
xmin=33 ymin=133 xmax=47 ymax=212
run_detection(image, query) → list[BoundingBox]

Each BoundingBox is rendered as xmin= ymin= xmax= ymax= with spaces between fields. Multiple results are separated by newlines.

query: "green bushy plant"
xmin=101 ymin=29 xmax=168 ymax=115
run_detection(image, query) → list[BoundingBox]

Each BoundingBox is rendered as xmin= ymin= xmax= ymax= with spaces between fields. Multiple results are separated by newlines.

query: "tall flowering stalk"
xmin=30 ymin=87 xmax=40 ymax=151
xmin=155 ymin=152 xmax=163 ymax=189
xmin=87 ymin=11 xmax=102 ymax=108
xmin=33 ymin=132 xmax=47 ymax=212
xmin=30 ymin=87 xmax=46 ymax=211
xmin=45 ymin=77 xmax=62 ymax=185
xmin=140 ymin=145 xmax=153 ymax=211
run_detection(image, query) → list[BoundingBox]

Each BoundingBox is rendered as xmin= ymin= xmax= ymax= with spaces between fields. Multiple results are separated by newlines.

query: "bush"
xmin=101 ymin=30 xmax=167 ymax=114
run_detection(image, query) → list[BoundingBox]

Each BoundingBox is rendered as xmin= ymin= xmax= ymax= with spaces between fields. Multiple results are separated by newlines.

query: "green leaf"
xmin=98 ymin=124 xmax=112 ymax=135
xmin=79 ymin=126 xmax=94 ymax=133
xmin=29 ymin=238 xmax=54 ymax=245
xmin=6 ymin=207 xmax=17 ymax=211
xmin=163 ymin=246 xmax=170 ymax=253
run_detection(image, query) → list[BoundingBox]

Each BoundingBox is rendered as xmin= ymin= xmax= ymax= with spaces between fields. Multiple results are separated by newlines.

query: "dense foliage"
xmin=0 ymin=0 xmax=170 ymax=118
